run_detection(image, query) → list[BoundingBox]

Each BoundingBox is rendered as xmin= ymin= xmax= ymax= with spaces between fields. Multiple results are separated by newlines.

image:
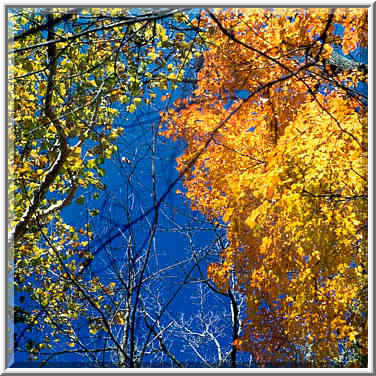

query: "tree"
xmin=9 ymin=6 xmax=198 ymax=247
xmin=163 ymin=8 xmax=367 ymax=366
xmin=9 ymin=7 xmax=249 ymax=368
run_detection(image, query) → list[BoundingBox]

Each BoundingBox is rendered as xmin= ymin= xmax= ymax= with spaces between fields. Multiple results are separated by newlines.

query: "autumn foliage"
xmin=163 ymin=8 xmax=367 ymax=366
xmin=9 ymin=8 xmax=207 ymax=364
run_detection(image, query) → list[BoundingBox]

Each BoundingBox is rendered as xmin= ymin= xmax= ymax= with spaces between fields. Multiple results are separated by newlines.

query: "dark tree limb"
xmin=9 ymin=14 xmax=70 ymax=247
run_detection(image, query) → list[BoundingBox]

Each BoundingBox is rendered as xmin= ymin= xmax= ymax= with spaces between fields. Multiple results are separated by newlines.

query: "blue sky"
xmin=10 ymin=7 xmax=368 ymax=368
xmin=11 ymin=7 xmax=249 ymax=367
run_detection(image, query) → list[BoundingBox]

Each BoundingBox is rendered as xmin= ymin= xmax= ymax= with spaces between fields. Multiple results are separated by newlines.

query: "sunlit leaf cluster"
xmin=9 ymin=7 xmax=206 ymax=360
xmin=163 ymin=8 xmax=367 ymax=366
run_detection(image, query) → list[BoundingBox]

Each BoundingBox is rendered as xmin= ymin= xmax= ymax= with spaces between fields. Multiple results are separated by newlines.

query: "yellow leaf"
xmin=245 ymin=210 xmax=259 ymax=229
xmin=349 ymin=331 xmax=359 ymax=342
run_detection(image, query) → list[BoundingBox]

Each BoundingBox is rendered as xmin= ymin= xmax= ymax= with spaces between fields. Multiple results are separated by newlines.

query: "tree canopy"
xmin=8 ymin=7 xmax=368 ymax=368
xmin=162 ymin=8 xmax=368 ymax=366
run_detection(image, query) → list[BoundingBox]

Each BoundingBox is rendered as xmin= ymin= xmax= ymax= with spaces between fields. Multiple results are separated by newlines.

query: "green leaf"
xmin=87 ymin=159 xmax=97 ymax=169
xmin=89 ymin=208 xmax=99 ymax=217
xmin=97 ymin=168 xmax=105 ymax=177
xmin=75 ymin=195 xmax=85 ymax=205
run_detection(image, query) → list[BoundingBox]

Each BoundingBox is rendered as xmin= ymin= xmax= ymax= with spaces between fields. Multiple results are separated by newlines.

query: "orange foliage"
xmin=163 ymin=8 xmax=367 ymax=365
